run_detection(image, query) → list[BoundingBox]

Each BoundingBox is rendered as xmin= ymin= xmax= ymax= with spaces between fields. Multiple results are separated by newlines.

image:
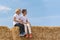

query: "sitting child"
xmin=20 ymin=9 xmax=32 ymax=38
xmin=13 ymin=8 xmax=25 ymax=36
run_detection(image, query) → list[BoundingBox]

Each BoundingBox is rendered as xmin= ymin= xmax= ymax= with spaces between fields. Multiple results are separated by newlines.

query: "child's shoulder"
xmin=13 ymin=14 xmax=17 ymax=17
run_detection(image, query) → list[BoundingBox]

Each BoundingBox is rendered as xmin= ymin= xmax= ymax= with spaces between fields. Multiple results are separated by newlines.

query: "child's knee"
xmin=27 ymin=23 xmax=30 ymax=26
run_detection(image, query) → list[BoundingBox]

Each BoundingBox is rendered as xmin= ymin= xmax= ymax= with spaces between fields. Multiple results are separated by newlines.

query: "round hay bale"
xmin=10 ymin=26 xmax=20 ymax=40
xmin=0 ymin=26 xmax=13 ymax=40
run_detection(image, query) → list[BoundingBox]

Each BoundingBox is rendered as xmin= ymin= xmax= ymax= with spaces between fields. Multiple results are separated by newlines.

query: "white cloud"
xmin=0 ymin=5 xmax=11 ymax=11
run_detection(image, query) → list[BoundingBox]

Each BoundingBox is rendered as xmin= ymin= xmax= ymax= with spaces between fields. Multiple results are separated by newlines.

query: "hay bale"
xmin=10 ymin=26 xmax=21 ymax=40
xmin=1 ymin=26 xmax=60 ymax=40
xmin=0 ymin=26 xmax=13 ymax=40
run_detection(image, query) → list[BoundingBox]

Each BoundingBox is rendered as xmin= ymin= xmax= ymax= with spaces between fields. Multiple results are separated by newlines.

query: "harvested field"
xmin=0 ymin=26 xmax=60 ymax=40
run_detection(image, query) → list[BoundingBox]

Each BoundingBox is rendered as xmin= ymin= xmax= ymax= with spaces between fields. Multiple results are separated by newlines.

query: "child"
xmin=21 ymin=9 xmax=32 ymax=38
xmin=13 ymin=8 xmax=25 ymax=36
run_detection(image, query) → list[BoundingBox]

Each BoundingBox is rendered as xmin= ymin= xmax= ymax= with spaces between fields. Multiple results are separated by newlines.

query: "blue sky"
xmin=0 ymin=0 xmax=60 ymax=28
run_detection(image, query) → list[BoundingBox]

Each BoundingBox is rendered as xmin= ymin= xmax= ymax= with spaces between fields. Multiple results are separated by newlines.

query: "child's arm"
xmin=26 ymin=18 xmax=30 ymax=24
xmin=14 ymin=17 xmax=23 ymax=24
xmin=26 ymin=20 xmax=29 ymax=23
xmin=19 ymin=19 xmax=23 ymax=24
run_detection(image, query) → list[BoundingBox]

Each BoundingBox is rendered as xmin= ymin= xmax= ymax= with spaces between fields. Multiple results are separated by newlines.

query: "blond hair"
xmin=15 ymin=8 xmax=21 ymax=13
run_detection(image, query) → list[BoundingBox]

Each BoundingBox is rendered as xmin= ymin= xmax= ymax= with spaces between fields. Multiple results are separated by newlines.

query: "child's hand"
xmin=18 ymin=20 xmax=23 ymax=24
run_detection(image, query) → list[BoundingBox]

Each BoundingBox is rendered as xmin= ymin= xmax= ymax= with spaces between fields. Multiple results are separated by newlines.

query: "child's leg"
xmin=20 ymin=24 xmax=25 ymax=33
xmin=24 ymin=24 xmax=28 ymax=34
xmin=27 ymin=23 xmax=32 ymax=34
xmin=14 ymin=23 xmax=25 ymax=36
xmin=27 ymin=23 xmax=32 ymax=38
xmin=24 ymin=24 xmax=29 ymax=38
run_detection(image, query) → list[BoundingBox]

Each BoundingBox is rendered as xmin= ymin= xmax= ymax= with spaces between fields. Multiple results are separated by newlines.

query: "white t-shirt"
xmin=13 ymin=14 xmax=21 ymax=25
xmin=20 ymin=15 xmax=29 ymax=23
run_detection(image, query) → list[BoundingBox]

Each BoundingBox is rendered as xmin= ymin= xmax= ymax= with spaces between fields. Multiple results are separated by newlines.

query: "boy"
xmin=21 ymin=9 xmax=32 ymax=38
xmin=13 ymin=8 xmax=25 ymax=36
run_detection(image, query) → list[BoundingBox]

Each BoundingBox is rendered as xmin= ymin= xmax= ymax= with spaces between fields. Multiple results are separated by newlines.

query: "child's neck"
xmin=16 ymin=13 xmax=19 ymax=15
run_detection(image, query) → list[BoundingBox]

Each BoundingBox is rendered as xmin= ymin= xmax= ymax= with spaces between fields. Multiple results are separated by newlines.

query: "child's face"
xmin=16 ymin=10 xmax=21 ymax=15
xmin=23 ymin=11 xmax=27 ymax=16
